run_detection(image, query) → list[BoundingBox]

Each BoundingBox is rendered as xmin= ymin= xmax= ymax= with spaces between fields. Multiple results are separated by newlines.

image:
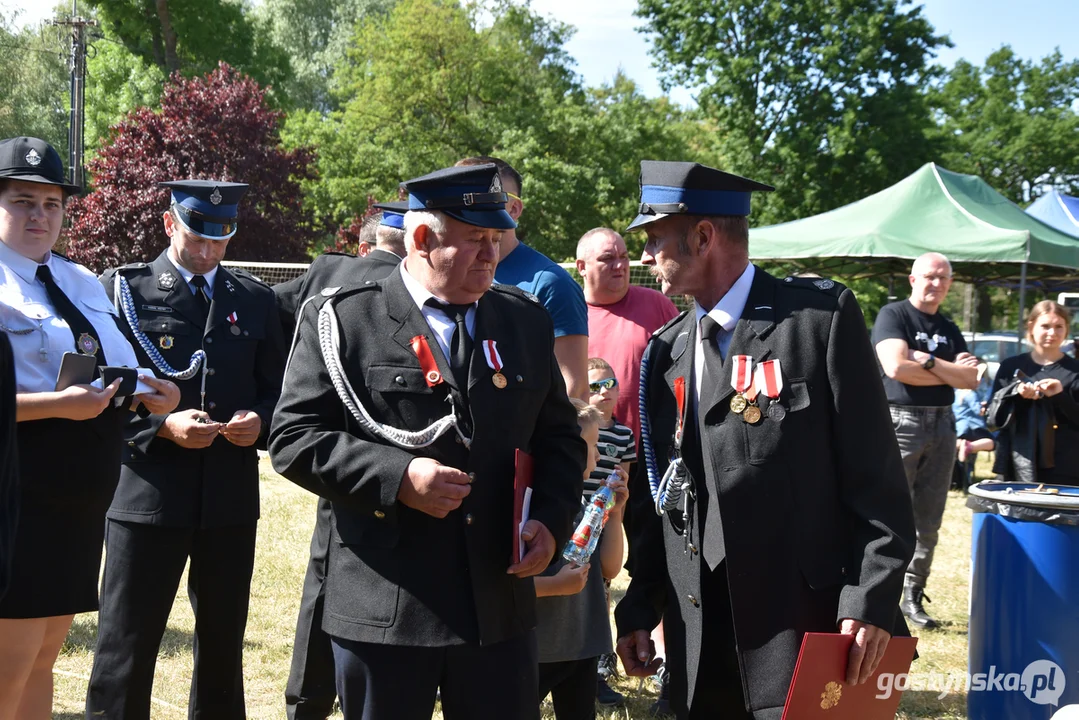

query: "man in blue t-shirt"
xmin=456 ymin=156 xmax=589 ymax=400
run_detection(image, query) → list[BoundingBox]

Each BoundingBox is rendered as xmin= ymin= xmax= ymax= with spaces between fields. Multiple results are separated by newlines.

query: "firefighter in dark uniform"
xmin=614 ymin=161 xmax=916 ymax=719
xmin=87 ymin=180 xmax=288 ymax=719
xmin=273 ymin=203 xmax=405 ymax=720
xmin=269 ymin=164 xmax=586 ymax=720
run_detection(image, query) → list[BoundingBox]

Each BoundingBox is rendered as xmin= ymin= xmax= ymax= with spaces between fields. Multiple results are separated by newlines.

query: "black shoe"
xmin=901 ymin=583 xmax=940 ymax=629
xmin=596 ymin=677 xmax=625 ymax=707
xmin=649 ymin=663 xmax=672 ymax=716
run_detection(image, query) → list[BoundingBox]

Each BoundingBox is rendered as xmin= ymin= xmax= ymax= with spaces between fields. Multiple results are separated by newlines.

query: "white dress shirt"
xmin=693 ymin=263 xmax=755 ymax=411
xmin=0 ymin=240 xmax=139 ymax=393
xmin=399 ymin=262 xmax=476 ymax=363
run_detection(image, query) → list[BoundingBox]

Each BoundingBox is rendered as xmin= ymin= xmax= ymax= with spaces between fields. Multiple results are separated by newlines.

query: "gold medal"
xmin=159 ymin=334 xmax=175 ymax=350
xmin=729 ymin=394 xmax=748 ymax=414
xmin=743 ymin=404 xmax=762 ymax=424
xmin=492 ymin=372 xmax=507 ymax=389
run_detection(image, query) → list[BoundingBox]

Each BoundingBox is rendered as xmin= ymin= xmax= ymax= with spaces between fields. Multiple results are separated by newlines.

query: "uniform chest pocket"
xmin=138 ymin=315 xmax=192 ymax=336
xmin=0 ymin=300 xmax=51 ymax=330
xmin=746 ymin=379 xmax=811 ymax=464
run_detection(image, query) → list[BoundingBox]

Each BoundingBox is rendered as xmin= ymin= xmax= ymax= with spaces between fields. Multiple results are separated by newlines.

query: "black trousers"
xmin=86 ymin=520 xmax=257 ymax=720
xmin=331 ymin=632 xmax=540 ymax=720
xmin=286 ymin=499 xmax=337 ymax=720
xmin=538 ymin=657 xmax=598 ymax=720
xmin=679 ymin=562 xmax=751 ymax=720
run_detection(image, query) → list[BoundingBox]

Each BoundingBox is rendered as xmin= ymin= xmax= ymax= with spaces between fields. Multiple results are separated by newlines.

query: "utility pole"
xmin=50 ymin=0 xmax=97 ymax=189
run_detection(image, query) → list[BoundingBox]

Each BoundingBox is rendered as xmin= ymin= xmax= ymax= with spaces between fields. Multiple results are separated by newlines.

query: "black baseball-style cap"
xmin=0 ymin=137 xmax=81 ymax=195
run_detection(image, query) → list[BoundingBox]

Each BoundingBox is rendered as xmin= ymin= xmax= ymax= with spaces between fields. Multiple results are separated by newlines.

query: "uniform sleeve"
xmin=614 ymin=338 xmax=669 ymax=638
xmin=273 ymin=272 xmax=308 ymax=342
xmin=534 ymin=269 xmax=588 ymax=338
xmin=869 ymin=303 xmax=906 ymax=347
xmin=524 ymin=310 xmax=588 ymax=551
xmin=251 ymin=288 xmax=287 ymax=450
xmin=268 ymin=300 xmax=415 ymax=517
xmin=828 ymin=289 xmax=916 ymax=630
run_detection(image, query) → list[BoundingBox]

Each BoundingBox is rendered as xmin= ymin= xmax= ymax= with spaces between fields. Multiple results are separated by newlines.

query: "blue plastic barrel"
xmin=968 ymin=482 xmax=1079 ymax=719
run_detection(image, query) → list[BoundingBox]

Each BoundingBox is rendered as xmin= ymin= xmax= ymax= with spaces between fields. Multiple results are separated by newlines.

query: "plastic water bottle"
xmin=563 ymin=473 xmax=617 ymax=565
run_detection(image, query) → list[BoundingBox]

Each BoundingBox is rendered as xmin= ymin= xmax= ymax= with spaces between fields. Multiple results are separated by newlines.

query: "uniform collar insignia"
xmin=225 ymin=278 xmax=236 ymax=293
xmin=158 ymin=271 xmax=176 ymax=290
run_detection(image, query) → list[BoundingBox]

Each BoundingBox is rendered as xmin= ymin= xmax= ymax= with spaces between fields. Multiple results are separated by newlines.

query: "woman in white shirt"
xmin=0 ymin=137 xmax=179 ymax=720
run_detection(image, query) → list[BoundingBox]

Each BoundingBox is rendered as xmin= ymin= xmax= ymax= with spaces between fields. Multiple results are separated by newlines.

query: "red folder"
xmin=512 ymin=449 xmax=534 ymax=564
xmin=781 ymin=633 xmax=918 ymax=720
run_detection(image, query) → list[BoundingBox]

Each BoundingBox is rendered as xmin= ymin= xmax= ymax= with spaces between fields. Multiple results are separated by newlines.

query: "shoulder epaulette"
xmin=782 ymin=276 xmax=846 ymax=296
xmin=51 ymin=251 xmax=74 ymax=263
xmin=114 ymin=261 xmax=150 ymax=274
xmin=229 ymin=267 xmax=270 ymax=288
xmin=652 ymin=310 xmax=688 ymax=337
xmin=491 ymin=282 xmax=542 ymax=306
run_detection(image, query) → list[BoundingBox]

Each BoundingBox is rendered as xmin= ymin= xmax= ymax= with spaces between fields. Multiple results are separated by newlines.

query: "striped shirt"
xmin=585 ymin=418 xmax=636 ymax=495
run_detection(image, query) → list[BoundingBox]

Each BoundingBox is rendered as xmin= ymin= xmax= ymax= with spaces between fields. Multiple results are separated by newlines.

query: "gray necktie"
xmin=699 ymin=315 xmax=726 ymax=570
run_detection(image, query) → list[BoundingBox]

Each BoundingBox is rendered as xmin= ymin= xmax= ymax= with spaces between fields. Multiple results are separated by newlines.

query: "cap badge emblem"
xmin=25 ymin=148 xmax=42 ymax=166
xmin=210 ymin=187 xmax=222 ymax=205
xmin=488 ymin=174 xmax=502 ymax=194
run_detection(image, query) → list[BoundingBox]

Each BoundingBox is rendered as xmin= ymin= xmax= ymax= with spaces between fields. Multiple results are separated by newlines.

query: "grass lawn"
xmin=53 ymin=457 xmax=978 ymax=719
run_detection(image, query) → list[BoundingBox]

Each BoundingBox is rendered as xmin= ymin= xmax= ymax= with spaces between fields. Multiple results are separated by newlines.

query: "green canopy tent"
xmin=748 ymin=162 xmax=1079 ymax=332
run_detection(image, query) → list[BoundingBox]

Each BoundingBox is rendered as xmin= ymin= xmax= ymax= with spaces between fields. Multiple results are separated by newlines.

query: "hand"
xmin=551 ymin=562 xmax=590 ymax=595
xmin=160 ymin=408 xmax=222 ymax=449
xmin=219 ymin=410 xmax=262 ymax=447
xmin=398 ymin=457 xmax=471 ymax=518
xmin=135 ymin=375 xmax=180 ymax=415
xmin=1017 ymin=382 xmax=1042 ymax=400
xmin=606 ymin=470 xmax=630 ymax=515
xmin=909 ymin=349 xmax=929 ymax=364
xmin=955 ymin=352 xmax=980 ymax=368
xmin=1037 ymin=378 xmax=1064 ymax=397
xmin=616 ymin=630 xmax=663 ymax=678
xmin=507 ymin=520 xmax=555 ymax=578
xmin=839 ymin=619 xmax=890 ymax=685
xmin=56 ymin=380 xmax=121 ymax=420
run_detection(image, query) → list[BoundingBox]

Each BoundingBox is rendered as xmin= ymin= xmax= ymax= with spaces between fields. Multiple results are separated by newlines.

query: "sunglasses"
xmin=589 ymin=377 xmax=618 ymax=394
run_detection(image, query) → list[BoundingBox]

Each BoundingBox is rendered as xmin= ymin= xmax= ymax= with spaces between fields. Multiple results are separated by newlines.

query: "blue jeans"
xmin=889 ymin=405 xmax=957 ymax=585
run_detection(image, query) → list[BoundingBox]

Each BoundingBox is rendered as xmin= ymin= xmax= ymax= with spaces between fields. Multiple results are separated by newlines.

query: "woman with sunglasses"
xmin=0 ymin=137 xmax=179 ymax=719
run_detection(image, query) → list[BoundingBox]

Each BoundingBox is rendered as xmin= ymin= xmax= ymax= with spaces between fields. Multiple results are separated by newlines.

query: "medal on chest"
xmin=756 ymin=359 xmax=786 ymax=420
xmin=482 ymin=339 xmax=507 ymax=389
xmin=410 ymin=335 xmax=443 ymax=386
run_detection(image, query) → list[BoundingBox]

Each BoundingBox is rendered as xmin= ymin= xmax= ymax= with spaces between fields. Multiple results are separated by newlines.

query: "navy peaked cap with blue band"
xmin=626 ymin=161 xmax=774 ymax=231
xmin=374 ymin=200 xmax=408 ymax=229
xmin=159 ymin=179 xmax=249 ymax=240
xmin=401 ymin=164 xmax=516 ymax=230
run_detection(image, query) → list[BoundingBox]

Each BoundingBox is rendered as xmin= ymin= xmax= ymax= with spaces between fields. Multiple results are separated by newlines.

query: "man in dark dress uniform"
xmin=269 ymin=164 xmax=585 ymax=720
xmin=614 ymin=161 xmax=916 ymax=719
xmin=88 ymin=180 xmax=287 ymax=719
xmin=273 ymin=202 xmax=405 ymax=720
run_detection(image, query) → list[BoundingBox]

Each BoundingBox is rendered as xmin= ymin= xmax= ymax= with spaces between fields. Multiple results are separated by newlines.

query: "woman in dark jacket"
xmin=990 ymin=300 xmax=1079 ymax=485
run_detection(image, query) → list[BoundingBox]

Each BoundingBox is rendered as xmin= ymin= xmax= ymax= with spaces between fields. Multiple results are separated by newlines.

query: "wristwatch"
xmin=921 ymin=354 xmax=936 ymax=370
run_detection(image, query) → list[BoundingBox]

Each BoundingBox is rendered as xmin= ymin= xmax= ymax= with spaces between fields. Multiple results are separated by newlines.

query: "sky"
xmin=5 ymin=0 xmax=1078 ymax=107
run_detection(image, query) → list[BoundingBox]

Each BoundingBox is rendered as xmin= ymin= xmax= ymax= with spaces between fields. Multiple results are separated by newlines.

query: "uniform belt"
xmin=889 ymin=404 xmax=953 ymax=415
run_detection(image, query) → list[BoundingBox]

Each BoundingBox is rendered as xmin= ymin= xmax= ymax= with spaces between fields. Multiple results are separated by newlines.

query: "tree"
xmin=636 ymin=0 xmax=951 ymax=224
xmin=931 ymin=46 xmax=1079 ymax=204
xmin=286 ymin=0 xmax=698 ymax=260
xmin=0 ymin=9 xmax=69 ymax=155
xmin=84 ymin=41 xmax=167 ymax=150
xmin=64 ymin=63 xmax=320 ymax=272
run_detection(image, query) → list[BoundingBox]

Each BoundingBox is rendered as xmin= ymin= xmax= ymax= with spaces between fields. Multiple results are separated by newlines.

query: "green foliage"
xmin=286 ymin=0 xmax=696 ymax=259
xmin=930 ymin=46 xmax=1079 ymax=204
xmin=84 ymin=41 xmax=166 ymax=150
xmin=0 ymin=9 xmax=69 ymax=154
xmin=636 ymin=0 xmax=951 ymax=225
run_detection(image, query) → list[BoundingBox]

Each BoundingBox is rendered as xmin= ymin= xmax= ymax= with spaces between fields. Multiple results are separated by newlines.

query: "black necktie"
xmin=698 ymin=315 xmax=725 ymax=570
xmin=191 ymin=275 xmax=211 ymax=318
xmin=427 ymin=300 xmax=473 ymax=389
xmin=37 ymin=264 xmax=107 ymax=366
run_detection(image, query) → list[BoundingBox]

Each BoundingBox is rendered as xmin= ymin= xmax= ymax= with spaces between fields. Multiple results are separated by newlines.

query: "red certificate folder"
xmin=781 ymin=632 xmax=918 ymax=719
xmin=512 ymin=449 xmax=534 ymax=564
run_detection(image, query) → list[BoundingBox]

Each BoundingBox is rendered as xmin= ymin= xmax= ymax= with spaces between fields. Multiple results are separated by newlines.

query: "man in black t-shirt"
xmin=871 ymin=252 xmax=979 ymax=629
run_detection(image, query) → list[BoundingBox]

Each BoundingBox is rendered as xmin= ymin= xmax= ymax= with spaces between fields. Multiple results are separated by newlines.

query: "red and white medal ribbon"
xmin=731 ymin=355 xmax=754 ymax=396
xmin=482 ymin=339 xmax=503 ymax=372
xmin=755 ymin=359 xmax=783 ymax=400
xmin=227 ymin=311 xmax=239 ymax=325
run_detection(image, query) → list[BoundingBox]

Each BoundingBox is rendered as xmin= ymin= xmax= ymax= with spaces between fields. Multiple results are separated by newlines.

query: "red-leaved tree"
xmin=331 ymin=196 xmax=378 ymax=255
xmin=65 ymin=63 xmax=320 ymax=272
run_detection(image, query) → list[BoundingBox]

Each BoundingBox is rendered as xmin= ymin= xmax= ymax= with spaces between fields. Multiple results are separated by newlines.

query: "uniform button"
xmin=243 ymin=330 xmax=249 ymax=336
xmin=687 ymin=594 xmax=699 ymax=607
xmin=206 ymin=337 xmax=213 ymax=344
xmin=455 ymin=435 xmax=464 ymax=445
xmin=468 ymin=472 xmax=476 ymax=484
xmin=687 ymin=543 xmax=698 ymax=555
xmin=374 ymin=510 xmax=386 ymax=519
xmin=516 ymin=375 xmax=523 ymax=383
xmin=395 ymin=375 xmax=407 ymax=387
xmin=208 ymin=401 xmax=217 ymax=410
xmin=465 ymin=513 xmax=474 ymax=525
xmin=127 ymin=441 xmax=136 ymax=447
xmin=208 ymin=368 xmax=216 ymax=376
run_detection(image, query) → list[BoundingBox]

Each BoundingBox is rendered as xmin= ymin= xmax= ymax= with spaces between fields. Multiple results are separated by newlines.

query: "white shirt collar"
xmin=167 ymin=249 xmax=218 ymax=293
xmin=399 ymin=260 xmax=476 ymax=312
xmin=0 ymin=240 xmax=60 ymax=285
xmin=693 ymin=263 xmax=755 ymax=334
